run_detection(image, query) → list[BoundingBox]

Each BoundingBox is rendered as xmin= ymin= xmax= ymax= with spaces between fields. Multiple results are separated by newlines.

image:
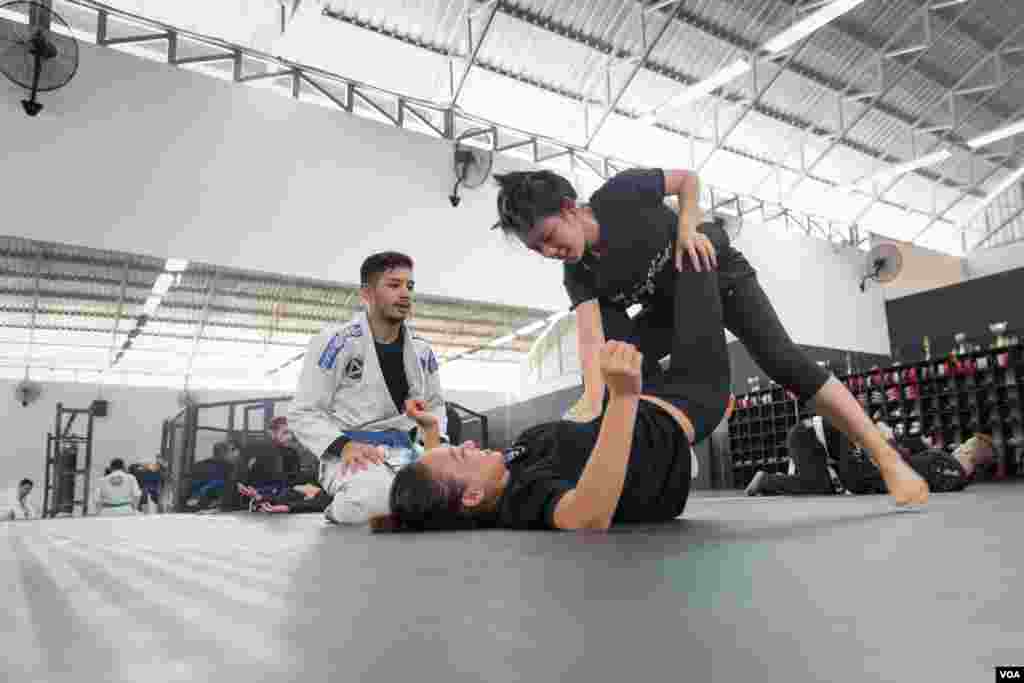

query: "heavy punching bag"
xmin=56 ymin=443 xmax=77 ymax=514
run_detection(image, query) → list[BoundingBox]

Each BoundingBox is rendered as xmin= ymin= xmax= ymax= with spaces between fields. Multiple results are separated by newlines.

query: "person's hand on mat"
xmin=600 ymin=341 xmax=643 ymax=398
xmin=341 ymin=442 xmax=387 ymax=475
xmin=257 ymin=502 xmax=291 ymax=514
xmin=675 ymin=231 xmax=717 ymax=273
xmin=405 ymin=398 xmax=439 ymax=428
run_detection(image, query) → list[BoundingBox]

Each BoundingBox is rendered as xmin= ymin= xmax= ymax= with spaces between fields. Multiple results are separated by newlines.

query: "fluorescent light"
xmin=491 ymin=334 xmax=517 ymax=347
xmin=143 ymin=296 xmax=162 ymax=317
xmin=869 ymin=149 xmax=953 ymax=183
xmin=967 ymin=119 xmax=1024 ymax=149
xmin=152 ymin=273 xmax=175 ymax=296
xmin=665 ymin=59 xmax=751 ymax=108
xmin=763 ymin=0 xmax=868 ymax=54
xmin=963 ymin=165 xmax=1024 ymax=225
xmin=164 ymin=258 xmax=189 ymax=273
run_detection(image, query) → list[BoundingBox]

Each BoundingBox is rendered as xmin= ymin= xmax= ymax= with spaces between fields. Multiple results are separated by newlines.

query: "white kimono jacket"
xmin=3 ymin=486 xmax=35 ymax=521
xmin=92 ymin=470 xmax=141 ymax=516
xmin=288 ymin=312 xmax=448 ymax=458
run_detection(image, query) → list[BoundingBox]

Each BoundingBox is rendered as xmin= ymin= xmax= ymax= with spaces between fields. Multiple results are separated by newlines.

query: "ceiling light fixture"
xmin=966 ymin=118 xmax=1024 ymax=149
xmin=962 ymin=165 xmax=1024 ymax=225
xmin=763 ymin=0 xmax=868 ymax=54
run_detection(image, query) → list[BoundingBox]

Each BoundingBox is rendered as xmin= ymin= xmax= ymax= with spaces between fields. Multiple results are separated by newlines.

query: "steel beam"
xmin=451 ymin=0 xmax=499 ymax=107
xmin=781 ymin=0 xmax=978 ymax=200
xmin=972 ymin=203 xmax=1024 ymax=250
xmin=63 ymin=0 xmax=948 ymax=272
xmin=105 ymin=263 xmax=128 ymax=370
xmin=696 ymin=41 xmax=810 ymax=172
xmin=910 ymin=146 xmax=1024 ymax=243
xmin=855 ymin=92 xmax=1024 ymax=233
xmin=320 ymin=3 xmax=971 ymax=210
xmin=584 ymin=1 xmax=684 ymax=147
xmin=183 ymin=273 xmax=219 ymax=391
xmin=23 ymin=249 xmax=42 ymax=379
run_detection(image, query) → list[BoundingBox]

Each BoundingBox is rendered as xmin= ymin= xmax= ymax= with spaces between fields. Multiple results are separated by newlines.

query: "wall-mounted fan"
xmin=0 ymin=0 xmax=79 ymax=116
xmin=14 ymin=378 xmax=42 ymax=406
xmin=860 ymin=242 xmax=904 ymax=292
xmin=448 ymin=130 xmax=494 ymax=207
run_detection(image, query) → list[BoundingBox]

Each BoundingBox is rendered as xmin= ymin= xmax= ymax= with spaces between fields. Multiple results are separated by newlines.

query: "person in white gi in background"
xmin=4 ymin=478 xmax=36 ymax=521
xmin=93 ymin=458 xmax=141 ymax=516
xmin=288 ymin=251 xmax=451 ymax=525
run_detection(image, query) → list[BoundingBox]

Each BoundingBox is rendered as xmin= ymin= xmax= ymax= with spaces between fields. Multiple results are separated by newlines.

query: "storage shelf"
xmin=726 ymin=344 xmax=1024 ymax=489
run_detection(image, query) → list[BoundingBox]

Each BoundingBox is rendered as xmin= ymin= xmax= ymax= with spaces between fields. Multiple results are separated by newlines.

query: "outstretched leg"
xmin=719 ymin=263 xmax=928 ymax=506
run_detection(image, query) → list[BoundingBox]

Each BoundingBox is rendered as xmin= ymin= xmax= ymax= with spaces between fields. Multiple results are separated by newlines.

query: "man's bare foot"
xmin=873 ymin=446 xmax=929 ymax=505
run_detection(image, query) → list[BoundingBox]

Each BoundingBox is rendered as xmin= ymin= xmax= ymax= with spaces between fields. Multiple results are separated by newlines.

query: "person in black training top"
xmin=369 ymin=253 xmax=732 ymax=532
xmin=746 ymin=421 xmax=998 ymax=496
xmin=490 ymin=167 xmax=927 ymax=507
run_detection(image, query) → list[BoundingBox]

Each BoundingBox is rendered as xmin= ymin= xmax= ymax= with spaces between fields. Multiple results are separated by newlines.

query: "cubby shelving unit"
xmin=727 ymin=343 xmax=1024 ymax=489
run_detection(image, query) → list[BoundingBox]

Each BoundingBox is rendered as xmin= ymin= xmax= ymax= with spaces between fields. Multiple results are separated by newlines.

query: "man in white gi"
xmin=288 ymin=251 xmax=450 ymax=525
xmin=4 ymin=478 xmax=36 ymax=521
xmin=92 ymin=458 xmax=142 ymax=516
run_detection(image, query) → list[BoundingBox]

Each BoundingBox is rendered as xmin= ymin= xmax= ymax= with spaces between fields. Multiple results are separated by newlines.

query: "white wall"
xmin=730 ymin=223 xmax=891 ymax=354
xmin=965 ymin=241 xmax=1024 ymax=280
xmin=0 ymin=37 xmax=569 ymax=312
xmin=0 ymin=378 xmax=509 ymax=512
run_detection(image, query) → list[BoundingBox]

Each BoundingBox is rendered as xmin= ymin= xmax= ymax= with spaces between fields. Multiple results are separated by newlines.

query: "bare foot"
xmin=873 ymin=446 xmax=929 ymax=506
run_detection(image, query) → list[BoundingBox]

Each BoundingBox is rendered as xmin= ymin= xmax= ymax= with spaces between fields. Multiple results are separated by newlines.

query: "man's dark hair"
xmin=109 ymin=458 xmax=126 ymax=472
xmin=19 ymin=478 xmax=33 ymax=487
xmin=492 ymin=171 xmax=578 ymax=242
xmin=360 ymin=252 xmax=414 ymax=288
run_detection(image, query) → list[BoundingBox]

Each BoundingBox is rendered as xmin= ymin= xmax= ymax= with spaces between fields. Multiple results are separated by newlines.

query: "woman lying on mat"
xmin=237 ymin=482 xmax=333 ymax=514
xmin=362 ymin=259 xmax=733 ymax=532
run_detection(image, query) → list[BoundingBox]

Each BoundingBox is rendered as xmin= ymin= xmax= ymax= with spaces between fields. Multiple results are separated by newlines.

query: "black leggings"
xmin=769 ymin=424 xmax=970 ymax=495
xmin=601 ymin=220 xmax=831 ymax=406
xmin=603 ymin=248 xmax=732 ymax=444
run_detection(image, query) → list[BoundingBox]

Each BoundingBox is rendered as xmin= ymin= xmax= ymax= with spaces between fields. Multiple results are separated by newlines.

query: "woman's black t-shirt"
xmin=494 ymin=401 xmax=691 ymax=530
xmin=563 ymin=168 xmax=679 ymax=311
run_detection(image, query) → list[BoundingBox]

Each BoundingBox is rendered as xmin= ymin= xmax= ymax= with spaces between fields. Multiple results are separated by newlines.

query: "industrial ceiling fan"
xmin=0 ymin=0 xmax=79 ymax=116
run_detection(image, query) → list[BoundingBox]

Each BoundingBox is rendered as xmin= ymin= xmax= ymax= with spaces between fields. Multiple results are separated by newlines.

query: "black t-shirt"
xmin=563 ymin=168 xmax=679 ymax=311
xmin=375 ymin=326 xmax=410 ymax=413
xmin=495 ymin=401 xmax=690 ymax=530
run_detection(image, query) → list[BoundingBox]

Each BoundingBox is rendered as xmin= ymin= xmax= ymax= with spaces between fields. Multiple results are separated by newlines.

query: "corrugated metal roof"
xmin=0 ymin=234 xmax=550 ymax=389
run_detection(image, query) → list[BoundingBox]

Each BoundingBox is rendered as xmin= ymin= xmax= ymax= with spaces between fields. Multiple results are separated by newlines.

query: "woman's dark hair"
xmin=369 ymin=462 xmax=485 ymax=533
xmin=19 ymin=478 xmax=33 ymax=487
xmin=492 ymin=171 xmax=578 ymax=241
xmin=360 ymin=252 xmax=414 ymax=288
xmin=109 ymin=458 xmax=126 ymax=471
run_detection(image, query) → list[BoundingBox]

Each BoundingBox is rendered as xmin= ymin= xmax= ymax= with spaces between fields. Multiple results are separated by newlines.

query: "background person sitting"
xmin=236 ymin=481 xmax=332 ymax=514
xmin=93 ymin=459 xmax=142 ymax=516
xmin=4 ymin=478 xmax=36 ymax=521
xmin=746 ymin=421 xmax=998 ymax=496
